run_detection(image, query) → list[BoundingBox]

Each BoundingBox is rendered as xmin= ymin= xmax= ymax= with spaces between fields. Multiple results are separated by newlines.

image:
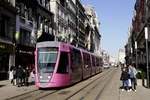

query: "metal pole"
xmin=145 ymin=0 xmax=150 ymax=89
xmin=146 ymin=38 xmax=150 ymax=88
xmin=135 ymin=41 xmax=137 ymax=68
xmin=136 ymin=48 xmax=138 ymax=68
xmin=131 ymin=47 xmax=133 ymax=65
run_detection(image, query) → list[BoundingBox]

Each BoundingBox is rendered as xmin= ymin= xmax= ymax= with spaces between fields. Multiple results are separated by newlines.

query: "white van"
xmin=103 ymin=63 xmax=110 ymax=69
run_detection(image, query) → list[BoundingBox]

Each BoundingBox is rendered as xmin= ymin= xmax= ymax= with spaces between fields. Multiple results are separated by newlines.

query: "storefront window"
xmin=0 ymin=53 xmax=9 ymax=80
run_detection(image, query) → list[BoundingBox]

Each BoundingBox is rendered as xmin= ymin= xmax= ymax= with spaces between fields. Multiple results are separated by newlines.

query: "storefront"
xmin=0 ymin=42 xmax=15 ymax=80
xmin=15 ymin=45 xmax=35 ymax=70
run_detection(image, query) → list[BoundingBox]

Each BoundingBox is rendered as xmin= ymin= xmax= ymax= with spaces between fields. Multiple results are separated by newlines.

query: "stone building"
xmin=76 ymin=0 xmax=87 ymax=49
xmin=125 ymin=27 xmax=134 ymax=65
xmin=125 ymin=0 xmax=150 ymax=84
xmin=118 ymin=48 xmax=125 ymax=64
xmin=0 ymin=0 xmax=16 ymax=80
xmin=50 ymin=0 xmax=69 ymax=42
xmin=67 ymin=0 xmax=77 ymax=45
xmin=84 ymin=6 xmax=101 ymax=53
xmin=49 ymin=0 xmax=101 ymax=52
xmin=15 ymin=0 xmax=54 ymax=68
xmin=125 ymin=0 xmax=150 ymax=67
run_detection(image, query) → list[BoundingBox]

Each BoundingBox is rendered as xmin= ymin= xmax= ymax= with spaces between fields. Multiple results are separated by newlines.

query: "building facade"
xmin=101 ymin=50 xmax=110 ymax=64
xmin=0 ymin=0 xmax=16 ymax=80
xmin=67 ymin=0 xmax=77 ymax=45
xmin=49 ymin=0 xmax=101 ymax=52
xmin=125 ymin=0 xmax=150 ymax=68
xmin=15 ymin=0 xmax=54 ymax=68
xmin=15 ymin=0 xmax=36 ymax=68
xmin=84 ymin=6 xmax=101 ymax=53
xmin=50 ymin=0 xmax=69 ymax=42
xmin=125 ymin=1 xmax=150 ymax=86
xmin=118 ymin=48 xmax=125 ymax=64
xmin=125 ymin=27 xmax=134 ymax=65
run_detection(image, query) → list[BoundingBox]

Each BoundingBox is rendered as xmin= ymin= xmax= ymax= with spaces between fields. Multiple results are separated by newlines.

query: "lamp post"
xmin=145 ymin=27 xmax=150 ymax=88
xmin=135 ymin=41 xmax=137 ymax=68
xmin=131 ymin=47 xmax=133 ymax=64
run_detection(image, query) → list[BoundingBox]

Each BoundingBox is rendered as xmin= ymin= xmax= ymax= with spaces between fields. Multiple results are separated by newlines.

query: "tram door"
xmin=70 ymin=49 xmax=82 ymax=84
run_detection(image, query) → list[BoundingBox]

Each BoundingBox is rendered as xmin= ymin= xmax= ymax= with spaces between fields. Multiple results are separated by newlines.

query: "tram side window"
xmin=83 ymin=53 xmax=90 ymax=68
xmin=57 ymin=52 xmax=68 ymax=73
xmin=92 ymin=56 xmax=95 ymax=67
xmin=72 ymin=49 xmax=82 ymax=71
xmin=96 ymin=58 xmax=99 ymax=67
xmin=99 ymin=58 xmax=103 ymax=67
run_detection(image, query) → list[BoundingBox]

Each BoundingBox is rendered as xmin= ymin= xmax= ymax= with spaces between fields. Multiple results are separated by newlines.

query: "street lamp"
xmin=135 ymin=41 xmax=137 ymax=68
xmin=145 ymin=27 xmax=150 ymax=88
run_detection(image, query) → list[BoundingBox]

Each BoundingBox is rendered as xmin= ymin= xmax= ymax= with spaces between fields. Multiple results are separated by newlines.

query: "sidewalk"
xmin=99 ymin=67 xmax=150 ymax=100
xmin=0 ymin=80 xmax=37 ymax=100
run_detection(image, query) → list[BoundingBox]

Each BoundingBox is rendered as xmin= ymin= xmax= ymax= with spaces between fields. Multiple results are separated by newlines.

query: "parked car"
xmin=103 ymin=63 xmax=110 ymax=69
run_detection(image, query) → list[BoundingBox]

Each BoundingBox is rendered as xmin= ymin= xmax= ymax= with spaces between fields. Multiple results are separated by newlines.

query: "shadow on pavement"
xmin=0 ymin=85 xmax=5 ymax=88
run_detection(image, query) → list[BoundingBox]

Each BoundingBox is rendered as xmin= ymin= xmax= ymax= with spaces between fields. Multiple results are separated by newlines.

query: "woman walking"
xmin=129 ymin=65 xmax=137 ymax=91
xmin=9 ymin=66 xmax=14 ymax=85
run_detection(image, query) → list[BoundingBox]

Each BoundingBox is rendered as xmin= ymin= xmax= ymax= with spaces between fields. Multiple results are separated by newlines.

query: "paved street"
xmin=0 ymin=67 xmax=149 ymax=100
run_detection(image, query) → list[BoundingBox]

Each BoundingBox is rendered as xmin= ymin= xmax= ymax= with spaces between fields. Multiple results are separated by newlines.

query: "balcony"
xmin=0 ymin=0 xmax=16 ymax=13
xmin=3 ymin=0 xmax=15 ymax=7
xmin=19 ymin=16 xmax=33 ymax=27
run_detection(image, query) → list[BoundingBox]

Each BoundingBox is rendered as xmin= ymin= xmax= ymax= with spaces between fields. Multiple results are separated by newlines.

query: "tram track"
xmin=6 ymin=89 xmax=39 ymax=100
xmin=35 ymin=69 xmax=113 ymax=100
xmin=35 ymin=90 xmax=60 ymax=100
xmin=6 ymin=88 xmax=59 ymax=100
xmin=94 ymin=69 xmax=116 ymax=100
xmin=65 ymin=68 xmax=116 ymax=100
xmin=79 ymin=72 xmax=114 ymax=100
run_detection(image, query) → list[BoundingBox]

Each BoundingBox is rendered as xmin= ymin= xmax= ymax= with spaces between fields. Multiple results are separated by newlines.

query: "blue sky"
xmin=82 ymin=0 xmax=136 ymax=57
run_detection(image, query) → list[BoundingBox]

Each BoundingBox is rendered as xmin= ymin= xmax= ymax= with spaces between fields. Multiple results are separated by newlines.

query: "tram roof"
xmin=36 ymin=41 xmax=101 ymax=58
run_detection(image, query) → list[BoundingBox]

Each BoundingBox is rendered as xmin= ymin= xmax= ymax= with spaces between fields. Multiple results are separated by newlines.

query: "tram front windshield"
xmin=37 ymin=47 xmax=58 ymax=73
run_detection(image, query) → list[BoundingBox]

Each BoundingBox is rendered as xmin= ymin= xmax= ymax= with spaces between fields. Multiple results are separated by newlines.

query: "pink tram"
xmin=35 ymin=41 xmax=103 ymax=88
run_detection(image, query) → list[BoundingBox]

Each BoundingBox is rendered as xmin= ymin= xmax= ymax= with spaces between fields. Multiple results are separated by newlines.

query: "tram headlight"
xmin=40 ymin=76 xmax=43 ymax=79
xmin=48 ymin=76 xmax=51 ymax=79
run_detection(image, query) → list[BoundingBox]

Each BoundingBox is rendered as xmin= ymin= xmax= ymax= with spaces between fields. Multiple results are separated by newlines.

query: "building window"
xmin=83 ymin=53 xmax=91 ymax=68
xmin=20 ymin=29 xmax=31 ymax=45
xmin=0 ymin=53 xmax=9 ymax=80
xmin=28 ymin=8 xmax=33 ymax=21
xmin=60 ymin=0 xmax=65 ymax=7
xmin=40 ymin=0 xmax=42 ymax=5
xmin=46 ymin=0 xmax=50 ymax=10
xmin=20 ymin=3 xmax=25 ymax=17
xmin=0 ymin=15 xmax=9 ymax=39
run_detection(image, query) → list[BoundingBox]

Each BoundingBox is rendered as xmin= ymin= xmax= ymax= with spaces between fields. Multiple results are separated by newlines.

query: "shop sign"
xmin=19 ymin=50 xmax=33 ymax=55
xmin=0 ymin=42 xmax=15 ymax=53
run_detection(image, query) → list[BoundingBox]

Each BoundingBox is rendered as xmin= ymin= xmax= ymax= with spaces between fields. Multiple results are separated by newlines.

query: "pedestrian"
xmin=25 ymin=67 xmax=30 ymax=86
xmin=9 ymin=66 xmax=14 ymax=85
xmin=16 ymin=65 xmax=24 ymax=87
xmin=129 ymin=65 xmax=137 ymax=91
xmin=13 ymin=65 xmax=17 ymax=85
xmin=126 ymin=65 xmax=132 ymax=91
xmin=30 ymin=68 xmax=35 ymax=85
xmin=120 ymin=67 xmax=130 ymax=92
xmin=22 ymin=67 xmax=26 ymax=86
